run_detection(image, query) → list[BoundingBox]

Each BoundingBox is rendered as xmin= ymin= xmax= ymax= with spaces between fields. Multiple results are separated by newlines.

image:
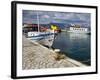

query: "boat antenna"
xmin=37 ymin=11 xmax=40 ymax=32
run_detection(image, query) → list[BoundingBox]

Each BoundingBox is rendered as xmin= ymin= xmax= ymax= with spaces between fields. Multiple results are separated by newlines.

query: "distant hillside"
xmin=40 ymin=23 xmax=90 ymax=29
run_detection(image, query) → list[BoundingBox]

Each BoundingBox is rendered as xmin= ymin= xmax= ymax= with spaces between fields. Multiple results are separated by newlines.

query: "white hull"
xmin=27 ymin=31 xmax=55 ymax=47
xmin=38 ymin=34 xmax=55 ymax=47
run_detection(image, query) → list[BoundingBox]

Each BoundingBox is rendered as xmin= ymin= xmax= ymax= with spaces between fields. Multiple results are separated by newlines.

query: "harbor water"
xmin=52 ymin=32 xmax=91 ymax=65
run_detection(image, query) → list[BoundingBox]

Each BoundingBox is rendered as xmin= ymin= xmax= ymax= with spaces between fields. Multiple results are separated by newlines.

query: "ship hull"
xmin=27 ymin=31 xmax=56 ymax=47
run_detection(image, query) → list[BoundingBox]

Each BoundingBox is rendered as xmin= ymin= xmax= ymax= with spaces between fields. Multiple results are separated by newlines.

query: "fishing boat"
xmin=23 ymin=12 xmax=56 ymax=48
xmin=67 ymin=24 xmax=90 ymax=34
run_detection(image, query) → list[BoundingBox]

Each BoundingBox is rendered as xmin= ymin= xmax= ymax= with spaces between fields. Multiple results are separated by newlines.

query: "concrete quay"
xmin=22 ymin=36 xmax=86 ymax=70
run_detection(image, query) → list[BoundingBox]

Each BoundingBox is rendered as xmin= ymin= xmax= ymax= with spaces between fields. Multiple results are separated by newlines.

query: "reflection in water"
xmin=69 ymin=33 xmax=88 ymax=39
xmin=52 ymin=32 xmax=91 ymax=65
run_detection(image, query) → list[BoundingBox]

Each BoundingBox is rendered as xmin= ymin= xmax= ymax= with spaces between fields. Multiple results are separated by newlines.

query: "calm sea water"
xmin=52 ymin=32 xmax=91 ymax=65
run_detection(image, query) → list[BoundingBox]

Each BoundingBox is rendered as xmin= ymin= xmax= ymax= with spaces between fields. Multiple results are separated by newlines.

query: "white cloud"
xmin=41 ymin=15 xmax=50 ymax=18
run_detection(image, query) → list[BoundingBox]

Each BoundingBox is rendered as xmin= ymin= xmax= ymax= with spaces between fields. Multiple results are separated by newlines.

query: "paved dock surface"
xmin=22 ymin=36 xmax=86 ymax=70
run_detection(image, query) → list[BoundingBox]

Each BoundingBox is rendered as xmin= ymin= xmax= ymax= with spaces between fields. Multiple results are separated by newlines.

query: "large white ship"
xmin=67 ymin=24 xmax=90 ymax=34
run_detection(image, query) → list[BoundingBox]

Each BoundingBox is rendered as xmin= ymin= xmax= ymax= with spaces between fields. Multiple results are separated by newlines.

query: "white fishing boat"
xmin=67 ymin=24 xmax=90 ymax=34
xmin=27 ymin=31 xmax=55 ymax=47
xmin=23 ymin=12 xmax=56 ymax=47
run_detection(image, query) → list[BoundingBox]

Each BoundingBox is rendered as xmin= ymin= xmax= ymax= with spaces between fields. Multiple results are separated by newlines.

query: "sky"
xmin=23 ymin=10 xmax=91 ymax=27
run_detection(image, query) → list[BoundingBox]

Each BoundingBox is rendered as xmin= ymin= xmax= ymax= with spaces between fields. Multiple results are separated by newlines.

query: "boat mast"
xmin=37 ymin=12 xmax=40 ymax=32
